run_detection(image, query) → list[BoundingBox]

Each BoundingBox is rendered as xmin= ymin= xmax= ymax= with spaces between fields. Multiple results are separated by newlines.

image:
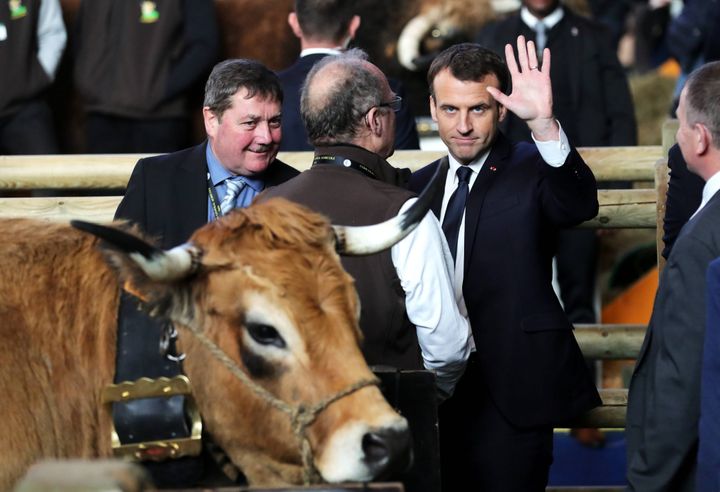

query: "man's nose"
xmin=254 ymin=122 xmax=273 ymax=143
xmin=457 ymin=112 xmax=472 ymax=134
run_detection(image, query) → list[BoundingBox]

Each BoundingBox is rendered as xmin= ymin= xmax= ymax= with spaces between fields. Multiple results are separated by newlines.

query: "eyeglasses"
xmin=378 ymin=95 xmax=403 ymax=113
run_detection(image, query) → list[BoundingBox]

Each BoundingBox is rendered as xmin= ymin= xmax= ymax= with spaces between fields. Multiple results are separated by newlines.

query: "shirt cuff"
xmin=531 ymin=120 xmax=571 ymax=167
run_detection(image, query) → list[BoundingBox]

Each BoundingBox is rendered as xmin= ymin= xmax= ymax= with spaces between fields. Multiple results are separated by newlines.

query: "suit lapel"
xmin=463 ymin=135 xmax=511 ymax=274
xmin=431 ymin=157 xmax=449 ymax=220
xmin=175 ymin=143 xmax=209 ymax=244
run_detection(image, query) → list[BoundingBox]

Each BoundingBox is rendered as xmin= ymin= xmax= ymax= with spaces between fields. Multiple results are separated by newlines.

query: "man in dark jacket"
xmin=74 ymin=0 xmax=220 ymax=153
xmin=0 ymin=0 xmax=66 ymax=154
xmin=111 ymin=59 xmax=298 ymax=487
xmin=278 ymin=0 xmax=419 ymax=151
xmin=410 ymin=40 xmax=601 ymax=491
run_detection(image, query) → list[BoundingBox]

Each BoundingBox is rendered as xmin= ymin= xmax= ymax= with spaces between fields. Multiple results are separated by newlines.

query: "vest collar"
xmin=313 ymin=144 xmax=411 ymax=188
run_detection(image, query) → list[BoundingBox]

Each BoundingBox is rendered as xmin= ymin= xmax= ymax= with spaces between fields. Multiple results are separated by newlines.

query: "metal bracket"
xmin=102 ymin=375 xmax=202 ymax=461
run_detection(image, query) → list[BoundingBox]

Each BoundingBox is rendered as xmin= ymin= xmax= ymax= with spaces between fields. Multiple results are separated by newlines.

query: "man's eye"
xmin=443 ymin=107 xmax=457 ymax=114
xmin=472 ymin=107 xmax=487 ymax=114
xmin=241 ymin=121 xmax=257 ymax=129
xmin=269 ymin=119 xmax=282 ymax=129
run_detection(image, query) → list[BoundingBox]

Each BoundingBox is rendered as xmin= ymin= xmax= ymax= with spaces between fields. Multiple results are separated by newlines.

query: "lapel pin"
xmin=489 ymin=166 xmax=497 ymax=172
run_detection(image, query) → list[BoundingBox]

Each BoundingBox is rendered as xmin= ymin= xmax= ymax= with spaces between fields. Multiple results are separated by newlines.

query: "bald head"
xmin=301 ymin=49 xmax=393 ymax=148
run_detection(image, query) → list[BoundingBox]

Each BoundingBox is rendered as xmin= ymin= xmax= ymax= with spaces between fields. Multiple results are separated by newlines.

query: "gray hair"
xmin=300 ymin=49 xmax=385 ymax=146
xmin=685 ymin=61 xmax=720 ymax=148
xmin=203 ymin=59 xmax=283 ymax=119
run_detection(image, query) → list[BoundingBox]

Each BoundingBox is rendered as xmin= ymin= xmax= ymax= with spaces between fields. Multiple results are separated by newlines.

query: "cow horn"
xmin=333 ymin=159 xmax=448 ymax=256
xmin=397 ymin=6 xmax=443 ymax=71
xmin=71 ymin=220 xmax=201 ymax=281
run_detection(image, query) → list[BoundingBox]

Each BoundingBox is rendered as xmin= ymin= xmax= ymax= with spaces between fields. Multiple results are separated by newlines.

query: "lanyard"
xmin=313 ymin=155 xmax=377 ymax=180
xmin=207 ymin=173 xmax=223 ymax=221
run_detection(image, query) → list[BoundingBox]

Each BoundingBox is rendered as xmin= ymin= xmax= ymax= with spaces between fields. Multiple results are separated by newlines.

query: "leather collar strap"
xmin=313 ymin=154 xmax=378 ymax=180
xmin=113 ymin=292 xmax=205 ymax=486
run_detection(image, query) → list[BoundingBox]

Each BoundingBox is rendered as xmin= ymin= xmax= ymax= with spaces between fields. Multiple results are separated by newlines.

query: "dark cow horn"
xmin=71 ymin=220 xmax=201 ymax=281
xmin=333 ymin=159 xmax=448 ymax=256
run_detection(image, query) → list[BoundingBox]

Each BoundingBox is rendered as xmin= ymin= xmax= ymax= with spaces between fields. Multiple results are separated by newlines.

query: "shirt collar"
xmin=520 ymin=5 xmax=564 ymax=30
xmin=695 ymin=170 xmax=720 ymax=217
xmin=300 ymin=47 xmax=342 ymax=57
xmin=205 ymin=144 xmax=265 ymax=192
xmin=447 ymin=148 xmax=491 ymax=178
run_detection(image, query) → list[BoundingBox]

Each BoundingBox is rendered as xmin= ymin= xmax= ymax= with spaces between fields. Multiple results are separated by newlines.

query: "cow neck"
xmin=313 ymin=144 xmax=410 ymax=187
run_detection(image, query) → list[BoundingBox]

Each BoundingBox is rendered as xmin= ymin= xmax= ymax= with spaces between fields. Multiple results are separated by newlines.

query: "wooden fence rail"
xmin=0 ymin=147 xmax=662 ymax=190
xmin=0 ymin=143 xmax=672 ymax=429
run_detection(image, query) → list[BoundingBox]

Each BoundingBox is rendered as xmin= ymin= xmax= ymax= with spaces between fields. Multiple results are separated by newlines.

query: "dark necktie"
xmin=442 ymin=166 xmax=473 ymax=262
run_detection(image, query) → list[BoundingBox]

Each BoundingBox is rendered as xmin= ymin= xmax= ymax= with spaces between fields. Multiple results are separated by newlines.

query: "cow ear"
xmin=71 ymin=221 xmax=203 ymax=287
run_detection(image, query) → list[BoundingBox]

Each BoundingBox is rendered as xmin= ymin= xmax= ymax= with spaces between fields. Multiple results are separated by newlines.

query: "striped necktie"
xmin=219 ymin=177 xmax=246 ymax=216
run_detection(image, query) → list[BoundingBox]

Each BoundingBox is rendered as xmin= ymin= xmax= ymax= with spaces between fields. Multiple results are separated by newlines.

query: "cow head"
xmin=73 ymin=200 xmax=407 ymax=484
xmin=72 ymin=160 xmax=446 ymax=485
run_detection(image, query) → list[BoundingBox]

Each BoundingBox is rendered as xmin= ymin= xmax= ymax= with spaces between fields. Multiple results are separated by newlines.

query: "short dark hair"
xmin=301 ymin=49 xmax=385 ymax=146
xmin=685 ymin=61 xmax=720 ymax=148
xmin=295 ymin=0 xmax=356 ymax=43
xmin=203 ymin=59 xmax=283 ymax=119
xmin=427 ymin=43 xmax=510 ymax=97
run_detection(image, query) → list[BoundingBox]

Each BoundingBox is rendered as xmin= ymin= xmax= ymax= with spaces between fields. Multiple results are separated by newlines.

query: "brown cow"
xmin=0 ymin=190 xmax=455 ymax=489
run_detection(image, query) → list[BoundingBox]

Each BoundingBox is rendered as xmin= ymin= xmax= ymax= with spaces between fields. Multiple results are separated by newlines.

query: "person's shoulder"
xmin=278 ymin=55 xmax=323 ymax=83
xmin=562 ymin=8 xmax=612 ymax=38
xmin=266 ymin=158 xmax=301 ymax=184
xmin=475 ymin=13 xmax=518 ymax=44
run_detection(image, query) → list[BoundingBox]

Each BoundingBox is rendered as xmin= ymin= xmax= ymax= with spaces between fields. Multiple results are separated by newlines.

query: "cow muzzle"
xmin=315 ymin=416 xmax=412 ymax=483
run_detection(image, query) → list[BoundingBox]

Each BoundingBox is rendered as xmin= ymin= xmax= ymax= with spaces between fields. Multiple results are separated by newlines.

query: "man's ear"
xmin=288 ymin=12 xmax=303 ymax=39
xmin=366 ymin=106 xmax=384 ymax=137
xmin=498 ymin=103 xmax=508 ymax=122
xmin=429 ymin=95 xmax=438 ymax=122
xmin=696 ymin=123 xmax=711 ymax=155
xmin=203 ymin=107 xmax=218 ymax=139
xmin=348 ymin=15 xmax=361 ymax=39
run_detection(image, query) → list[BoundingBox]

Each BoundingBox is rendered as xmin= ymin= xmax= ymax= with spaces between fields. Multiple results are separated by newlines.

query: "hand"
xmin=486 ymin=35 xmax=559 ymax=141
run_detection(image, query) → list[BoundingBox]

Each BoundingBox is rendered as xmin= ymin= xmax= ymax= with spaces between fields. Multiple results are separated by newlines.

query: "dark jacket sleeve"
xmin=662 ymin=144 xmax=705 ymax=259
xmin=539 ymin=148 xmax=599 ymax=227
xmin=163 ymin=0 xmax=220 ymax=103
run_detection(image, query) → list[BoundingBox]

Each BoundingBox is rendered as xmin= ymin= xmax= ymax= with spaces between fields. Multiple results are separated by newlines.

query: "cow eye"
xmin=246 ymin=322 xmax=286 ymax=348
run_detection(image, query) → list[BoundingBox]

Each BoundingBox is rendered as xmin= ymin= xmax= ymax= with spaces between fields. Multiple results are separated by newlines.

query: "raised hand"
xmin=486 ymin=35 xmax=559 ymax=141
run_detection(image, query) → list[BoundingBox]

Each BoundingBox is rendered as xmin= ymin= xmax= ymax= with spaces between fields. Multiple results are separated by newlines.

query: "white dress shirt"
xmin=37 ymin=0 xmax=67 ymax=80
xmin=391 ymin=199 xmax=473 ymax=400
xmin=440 ymin=125 xmax=572 ymax=337
xmin=691 ymin=170 xmax=720 ymax=220
xmin=520 ymin=4 xmax=565 ymax=31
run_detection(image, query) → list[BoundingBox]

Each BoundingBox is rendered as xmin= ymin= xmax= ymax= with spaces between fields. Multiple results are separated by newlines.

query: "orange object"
xmin=602 ymin=267 xmax=658 ymax=324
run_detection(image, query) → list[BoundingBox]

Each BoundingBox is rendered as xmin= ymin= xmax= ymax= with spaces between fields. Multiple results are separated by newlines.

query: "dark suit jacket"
xmin=115 ymin=141 xmax=299 ymax=248
xmin=476 ymin=8 xmax=636 ymax=147
xmin=409 ymin=133 xmax=601 ymax=427
xmin=277 ymin=53 xmax=420 ymax=151
xmin=627 ymin=188 xmax=720 ymax=492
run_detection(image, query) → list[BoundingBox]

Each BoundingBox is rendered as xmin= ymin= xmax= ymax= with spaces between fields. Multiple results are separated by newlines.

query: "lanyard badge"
xmin=9 ymin=0 xmax=27 ymax=20
xmin=140 ymin=1 xmax=159 ymax=23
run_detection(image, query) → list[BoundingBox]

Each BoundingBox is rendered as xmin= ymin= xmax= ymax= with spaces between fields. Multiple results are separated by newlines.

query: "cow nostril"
xmin=362 ymin=432 xmax=391 ymax=465
xmin=362 ymin=427 xmax=413 ymax=479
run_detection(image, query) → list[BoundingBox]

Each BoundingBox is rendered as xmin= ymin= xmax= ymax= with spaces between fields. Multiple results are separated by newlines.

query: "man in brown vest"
xmin=260 ymin=49 xmax=471 ymax=401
